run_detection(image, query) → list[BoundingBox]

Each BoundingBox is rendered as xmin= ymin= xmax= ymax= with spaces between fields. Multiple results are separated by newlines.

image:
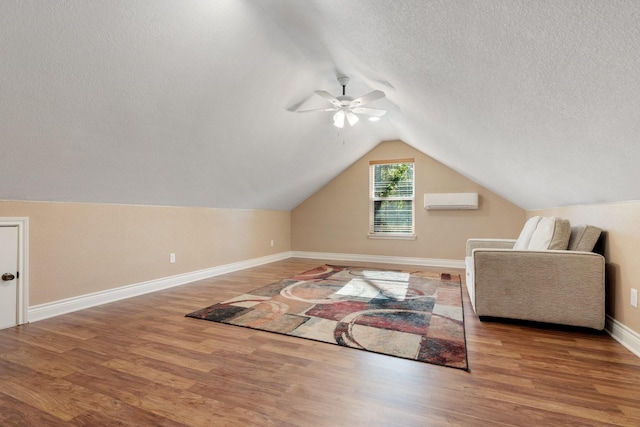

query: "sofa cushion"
xmin=513 ymin=216 xmax=542 ymax=250
xmin=528 ymin=217 xmax=571 ymax=250
xmin=568 ymin=224 xmax=602 ymax=252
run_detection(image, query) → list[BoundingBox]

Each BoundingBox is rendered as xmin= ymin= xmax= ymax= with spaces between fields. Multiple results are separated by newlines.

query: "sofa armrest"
xmin=466 ymin=238 xmax=516 ymax=257
xmin=472 ymin=249 xmax=605 ymax=329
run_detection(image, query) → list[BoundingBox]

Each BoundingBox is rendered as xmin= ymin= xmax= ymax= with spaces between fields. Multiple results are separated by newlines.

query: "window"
xmin=369 ymin=159 xmax=415 ymax=238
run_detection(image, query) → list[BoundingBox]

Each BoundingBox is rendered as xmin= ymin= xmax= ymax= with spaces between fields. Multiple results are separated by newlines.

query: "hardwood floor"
xmin=1 ymin=258 xmax=639 ymax=426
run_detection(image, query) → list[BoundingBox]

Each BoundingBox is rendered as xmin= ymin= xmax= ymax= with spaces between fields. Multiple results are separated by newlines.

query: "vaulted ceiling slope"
xmin=2 ymin=1 xmax=640 ymax=211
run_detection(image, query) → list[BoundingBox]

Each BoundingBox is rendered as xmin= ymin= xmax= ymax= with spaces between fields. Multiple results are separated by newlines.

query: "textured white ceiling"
xmin=2 ymin=0 xmax=640 ymax=210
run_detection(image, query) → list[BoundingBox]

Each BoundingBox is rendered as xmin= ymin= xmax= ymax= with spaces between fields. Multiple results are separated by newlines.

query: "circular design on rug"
xmin=292 ymin=265 xmax=341 ymax=280
xmin=334 ymin=309 xmax=433 ymax=352
xmin=280 ymin=280 xmax=350 ymax=304
xmin=343 ymin=267 xmax=377 ymax=277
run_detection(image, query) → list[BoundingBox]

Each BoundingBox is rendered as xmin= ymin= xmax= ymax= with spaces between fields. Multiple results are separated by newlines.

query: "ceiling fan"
xmin=298 ymin=76 xmax=386 ymax=128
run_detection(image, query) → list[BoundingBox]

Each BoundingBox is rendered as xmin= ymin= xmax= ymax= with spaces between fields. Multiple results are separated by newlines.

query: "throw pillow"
xmin=568 ymin=224 xmax=602 ymax=252
xmin=513 ymin=216 xmax=542 ymax=250
xmin=528 ymin=217 xmax=571 ymax=250
xmin=548 ymin=218 xmax=571 ymax=250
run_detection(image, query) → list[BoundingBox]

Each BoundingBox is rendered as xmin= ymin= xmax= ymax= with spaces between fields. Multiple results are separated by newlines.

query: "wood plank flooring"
xmin=1 ymin=258 xmax=639 ymax=426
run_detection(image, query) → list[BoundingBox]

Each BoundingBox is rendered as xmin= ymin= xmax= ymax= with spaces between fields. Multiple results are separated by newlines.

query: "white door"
xmin=0 ymin=226 xmax=19 ymax=329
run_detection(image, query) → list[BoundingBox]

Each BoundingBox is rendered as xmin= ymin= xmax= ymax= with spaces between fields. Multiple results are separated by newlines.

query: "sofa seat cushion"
xmin=568 ymin=224 xmax=602 ymax=252
xmin=528 ymin=217 xmax=571 ymax=250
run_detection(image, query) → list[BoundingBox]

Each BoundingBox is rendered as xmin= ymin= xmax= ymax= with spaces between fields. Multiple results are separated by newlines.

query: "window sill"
xmin=367 ymin=234 xmax=417 ymax=241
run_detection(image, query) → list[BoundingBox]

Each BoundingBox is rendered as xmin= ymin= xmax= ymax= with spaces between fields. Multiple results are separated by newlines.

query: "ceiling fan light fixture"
xmin=346 ymin=111 xmax=359 ymax=126
xmin=333 ymin=110 xmax=345 ymax=128
xmin=368 ymin=116 xmax=380 ymax=122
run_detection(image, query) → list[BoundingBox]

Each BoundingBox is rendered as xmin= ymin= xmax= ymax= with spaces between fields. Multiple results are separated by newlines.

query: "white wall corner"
xmin=605 ymin=315 xmax=640 ymax=359
xmin=28 ymin=251 xmax=293 ymax=322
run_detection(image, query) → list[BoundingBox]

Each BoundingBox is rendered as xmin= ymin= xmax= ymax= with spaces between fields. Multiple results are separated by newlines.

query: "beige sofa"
xmin=465 ymin=217 xmax=605 ymax=330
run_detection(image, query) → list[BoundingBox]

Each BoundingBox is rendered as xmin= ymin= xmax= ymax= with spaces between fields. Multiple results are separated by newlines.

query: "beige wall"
xmin=530 ymin=201 xmax=640 ymax=334
xmin=5 ymin=145 xmax=637 ymax=338
xmin=0 ymin=200 xmax=290 ymax=306
xmin=6 ymin=143 xmax=636 ymax=337
xmin=291 ymin=140 xmax=525 ymax=260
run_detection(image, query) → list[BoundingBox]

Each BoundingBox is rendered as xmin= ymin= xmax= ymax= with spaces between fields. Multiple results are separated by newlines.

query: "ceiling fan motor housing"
xmin=337 ymin=95 xmax=353 ymax=106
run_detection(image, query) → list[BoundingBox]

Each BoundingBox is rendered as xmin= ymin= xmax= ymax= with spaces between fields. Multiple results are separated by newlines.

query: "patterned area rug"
xmin=186 ymin=265 xmax=468 ymax=370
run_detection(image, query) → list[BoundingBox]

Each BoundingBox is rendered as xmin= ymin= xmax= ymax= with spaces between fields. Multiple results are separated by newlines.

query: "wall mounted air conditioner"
xmin=424 ymin=192 xmax=479 ymax=210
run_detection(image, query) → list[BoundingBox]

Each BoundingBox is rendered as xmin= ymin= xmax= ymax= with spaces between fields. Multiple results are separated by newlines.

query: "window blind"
xmin=369 ymin=159 xmax=415 ymax=235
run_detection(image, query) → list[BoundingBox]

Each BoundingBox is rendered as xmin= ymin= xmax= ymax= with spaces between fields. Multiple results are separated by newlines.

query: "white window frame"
xmin=368 ymin=158 xmax=416 ymax=240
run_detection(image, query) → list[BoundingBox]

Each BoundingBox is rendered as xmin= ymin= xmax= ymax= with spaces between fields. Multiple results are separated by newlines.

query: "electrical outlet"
xmin=270 ymin=240 xmax=274 ymax=247
xmin=170 ymin=253 xmax=176 ymax=264
xmin=631 ymin=288 xmax=638 ymax=308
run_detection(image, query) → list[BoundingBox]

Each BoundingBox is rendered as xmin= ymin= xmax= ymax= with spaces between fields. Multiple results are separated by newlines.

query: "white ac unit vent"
xmin=424 ymin=192 xmax=479 ymax=210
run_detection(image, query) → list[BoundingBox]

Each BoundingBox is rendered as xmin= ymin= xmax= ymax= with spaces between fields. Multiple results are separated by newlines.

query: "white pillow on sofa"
xmin=513 ymin=216 xmax=542 ymax=250
xmin=528 ymin=217 xmax=571 ymax=250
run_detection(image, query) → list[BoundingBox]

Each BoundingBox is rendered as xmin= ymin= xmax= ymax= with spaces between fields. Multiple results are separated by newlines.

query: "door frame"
xmin=0 ymin=217 xmax=29 ymax=325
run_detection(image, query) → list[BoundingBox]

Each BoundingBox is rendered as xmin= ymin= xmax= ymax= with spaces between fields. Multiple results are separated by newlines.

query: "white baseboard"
xmin=605 ymin=314 xmax=640 ymax=358
xmin=35 ymin=250 xmax=640 ymax=362
xmin=28 ymin=252 xmax=291 ymax=322
xmin=291 ymin=251 xmax=465 ymax=269
xmin=27 ymin=251 xmax=463 ymax=323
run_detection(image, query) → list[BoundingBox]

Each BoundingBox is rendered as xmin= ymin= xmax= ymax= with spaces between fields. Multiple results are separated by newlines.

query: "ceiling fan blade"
xmin=297 ymin=107 xmax=339 ymax=113
xmin=333 ymin=110 xmax=346 ymax=128
xmin=314 ymin=90 xmax=342 ymax=107
xmin=346 ymin=111 xmax=359 ymax=127
xmin=351 ymin=107 xmax=387 ymax=117
xmin=349 ymin=90 xmax=385 ymax=107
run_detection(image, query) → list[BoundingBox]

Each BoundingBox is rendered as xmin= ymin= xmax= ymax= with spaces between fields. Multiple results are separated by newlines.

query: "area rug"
xmin=186 ymin=265 xmax=468 ymax=370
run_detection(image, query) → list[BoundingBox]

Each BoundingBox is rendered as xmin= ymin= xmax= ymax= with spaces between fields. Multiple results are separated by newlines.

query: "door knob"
xmin=2 ymin=273 xmax=15 ymax=281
